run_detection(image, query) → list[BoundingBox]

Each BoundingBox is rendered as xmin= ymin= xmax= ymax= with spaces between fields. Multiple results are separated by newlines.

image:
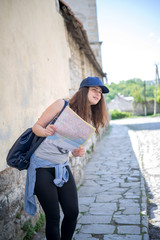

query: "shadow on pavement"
xmin=112 ymin=117 xmax=160 ymax=240
xmin=125 ymin=122 xmax=160 ymax=131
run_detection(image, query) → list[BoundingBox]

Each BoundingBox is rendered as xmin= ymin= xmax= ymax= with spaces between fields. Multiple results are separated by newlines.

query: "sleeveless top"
xmin=34 ymin=100 xmax=69 ymax=164
xmin=34 ymin=138 xmax=69 ymax=164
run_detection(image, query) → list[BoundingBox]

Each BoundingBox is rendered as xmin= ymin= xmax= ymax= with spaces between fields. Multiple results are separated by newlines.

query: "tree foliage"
xmin=106 ymin=78 xmax=158 ymax=103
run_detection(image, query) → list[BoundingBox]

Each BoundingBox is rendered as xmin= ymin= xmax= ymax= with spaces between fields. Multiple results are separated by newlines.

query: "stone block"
xmin=80 ymin=224 xmax=115 ymax=234
xmin=78 ymin=215 xmax=112 ymax=224
xmin=117 ymin=225 xmax=140 ymax=234
xmin=104 ymin=235 xmax=142 ymax=240
xmin=113 ymin=214 xmax=140 ymax=225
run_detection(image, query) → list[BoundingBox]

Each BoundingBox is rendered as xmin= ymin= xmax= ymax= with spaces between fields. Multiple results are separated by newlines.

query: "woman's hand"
xmin=44 ymin=124 xmax=57 ymax=137
xmin=72 ymin=146 xmax=85 ymax=157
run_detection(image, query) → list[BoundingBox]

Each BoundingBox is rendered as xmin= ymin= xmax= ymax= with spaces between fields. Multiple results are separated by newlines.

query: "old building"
xmin=108 ymin=94 xmax=160 ymax=115
xmin=63 ymin=0 xmax=103 ymax=67
xmin=0 ymin=0 xmax=105 ymax=239
xmin=108 ymin=93 xmax=134 ymax=112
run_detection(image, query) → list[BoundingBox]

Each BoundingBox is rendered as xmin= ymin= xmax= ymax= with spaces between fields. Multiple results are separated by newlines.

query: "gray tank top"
xmin=34 ymin=99 xmax=69 ymax=164
xmin=34 ymin=138 xmax=69 ymax=164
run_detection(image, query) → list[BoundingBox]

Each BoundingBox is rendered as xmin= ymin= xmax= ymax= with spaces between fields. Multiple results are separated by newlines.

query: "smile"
xmin=93 ymin=97 xmax=99 ymax=101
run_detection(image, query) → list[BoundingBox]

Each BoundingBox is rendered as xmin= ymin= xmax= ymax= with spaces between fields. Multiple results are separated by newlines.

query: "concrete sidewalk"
xmin=73 ymin=123 xmax=149 ymax=240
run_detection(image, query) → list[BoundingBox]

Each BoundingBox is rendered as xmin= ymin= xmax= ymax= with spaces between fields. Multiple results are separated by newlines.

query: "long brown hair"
xmin=69 ymin=87 xmax=109 ymax=134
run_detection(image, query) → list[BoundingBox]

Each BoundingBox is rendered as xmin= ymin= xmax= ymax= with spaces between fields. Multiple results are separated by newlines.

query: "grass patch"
xmin=86 ymin=149 xmax=91 ymax=154
xmin=110 ymin=110 xmax=160 ymax=120
xmin=34 ymin=213 xmax=45 ymax=232
xmin=110 ymin=109 xmax=132 ymax=120
xmin=151 ymin=113 xmax=160 ymax=117
xmin=23 ymin=213 xmax=45 ymax=240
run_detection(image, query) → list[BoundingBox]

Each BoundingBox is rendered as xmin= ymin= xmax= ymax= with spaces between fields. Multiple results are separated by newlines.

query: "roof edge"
xmin=59 ymin=0 xmax=106 ymax=77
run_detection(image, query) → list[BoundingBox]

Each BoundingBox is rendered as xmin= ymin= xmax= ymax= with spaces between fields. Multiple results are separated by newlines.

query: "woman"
xmin=25 ymin=76 xmax=109 ymax=240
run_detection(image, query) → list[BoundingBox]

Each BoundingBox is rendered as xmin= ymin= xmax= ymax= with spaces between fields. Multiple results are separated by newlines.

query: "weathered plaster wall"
xmin=0 ymin=0 xmax=71 ymax=171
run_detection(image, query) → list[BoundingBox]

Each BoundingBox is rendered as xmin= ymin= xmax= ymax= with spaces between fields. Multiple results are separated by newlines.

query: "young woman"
xmin=25 ymin=76 xmax=109 ymax=240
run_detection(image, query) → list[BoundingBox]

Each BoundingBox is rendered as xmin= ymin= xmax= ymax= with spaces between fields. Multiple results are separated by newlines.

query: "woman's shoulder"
xmin=54 ymin=98 xmax=65 ymax=106
xmin=53 ymin=98 xmax=70 ymax=111
xmin=49 ymin=99 xmax=66 ymax=112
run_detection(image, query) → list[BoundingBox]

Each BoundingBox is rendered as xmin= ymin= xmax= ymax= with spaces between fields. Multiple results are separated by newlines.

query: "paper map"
xmin=47 ymin=106 xmax=95 ymax=151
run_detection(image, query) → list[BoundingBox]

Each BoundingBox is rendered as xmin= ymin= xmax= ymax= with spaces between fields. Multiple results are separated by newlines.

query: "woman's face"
xmin=87 ymin=86 xmax=102 ymax=105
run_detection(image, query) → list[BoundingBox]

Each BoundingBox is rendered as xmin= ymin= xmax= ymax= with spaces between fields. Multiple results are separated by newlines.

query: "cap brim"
xmin=101 ymin=86 xmax=109 ymax=94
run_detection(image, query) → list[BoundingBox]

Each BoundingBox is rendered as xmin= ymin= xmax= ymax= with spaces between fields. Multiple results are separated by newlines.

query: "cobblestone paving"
xmin=73 ymin=121 xmax=149 ymax=240
xmin=121 ymin=116 xmax=160 ymax=240
xmin=33 ymin=116 xmax=160 ymax=240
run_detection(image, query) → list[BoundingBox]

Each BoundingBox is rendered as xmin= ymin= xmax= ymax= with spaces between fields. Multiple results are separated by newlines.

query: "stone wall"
xmin=108 ymin=94 xmax=133 ymax=112
xmin=0 ymin=168 xmax=41 ymax=240
xmin=133 ymin=101 xmax=160 ymax=115
xmin=67 ymin=31 xmax=102 ymax=96
xmin=108 ymin=94 xmax=160 ymax=116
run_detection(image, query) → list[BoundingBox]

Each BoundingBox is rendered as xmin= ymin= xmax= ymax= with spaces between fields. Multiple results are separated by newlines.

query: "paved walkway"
xmin=73 ymin=123 xmax=148 ymax=240
xmin=117 ymin=116 xmax=160 ymax=240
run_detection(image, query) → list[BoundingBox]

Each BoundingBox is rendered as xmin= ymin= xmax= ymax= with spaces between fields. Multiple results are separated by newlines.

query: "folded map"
xmin=47 ymin=106 xmax=95 ymax=151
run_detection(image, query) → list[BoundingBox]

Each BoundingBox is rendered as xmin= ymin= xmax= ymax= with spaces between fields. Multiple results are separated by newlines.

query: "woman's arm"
xmin=32 ymin=99 xmax=65 ymax=137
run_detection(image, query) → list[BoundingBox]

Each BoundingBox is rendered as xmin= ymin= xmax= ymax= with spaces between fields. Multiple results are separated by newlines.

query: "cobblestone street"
xmin=73 ymin=119 xmax=149 ymax=240
xmin=118 ymin=116 xmax=160 ymax=240
xmin=32 ymin=116 xmax=160 ymax=240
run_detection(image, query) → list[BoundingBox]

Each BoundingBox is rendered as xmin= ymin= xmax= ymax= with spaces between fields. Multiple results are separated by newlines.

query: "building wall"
xmin=64 ymin=0 xmax=102 ymax=66
xmin=0 ymin=1 xmax=71 ymax=238
xmin=0 ymin=1 xmax=104 ymax=239
xmin=0 ymin=0 xmax=71 ymax=171
xmin=133 ymin=101 xmax=160 ymax=115
xmin=108 ymin=94 xmax=133 ymax=112
xmin=107 ymin=95 xmax=160 ymax=115
xmin=67 ymin=31 xmax=102 ymax=96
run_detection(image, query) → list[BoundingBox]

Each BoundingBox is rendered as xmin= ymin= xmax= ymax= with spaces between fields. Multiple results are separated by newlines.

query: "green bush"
xmin=110 ymin=109 xmax=132 ymax=120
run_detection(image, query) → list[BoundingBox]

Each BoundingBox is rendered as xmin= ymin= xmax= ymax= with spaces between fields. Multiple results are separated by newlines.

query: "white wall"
xmin=0 ymin=0 xmax=71 ymax=170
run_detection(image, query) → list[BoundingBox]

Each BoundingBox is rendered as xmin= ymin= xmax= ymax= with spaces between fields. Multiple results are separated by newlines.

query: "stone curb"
xmin=128 ymin=130 xmax=149 ymax=240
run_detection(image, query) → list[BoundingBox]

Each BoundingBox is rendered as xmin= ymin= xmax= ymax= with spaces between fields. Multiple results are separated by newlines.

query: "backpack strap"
xmin=50 ymin=99 xmax=68 ymax=124
xmin=26 ymin=100 xmax=69 ymax=162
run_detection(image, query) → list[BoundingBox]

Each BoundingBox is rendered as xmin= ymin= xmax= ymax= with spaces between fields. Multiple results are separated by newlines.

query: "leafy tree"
xmin=145 ymin=84 xmax=155 ymax=100
xmin=106 ymin=78 xmax=159 ymax=103
xmin=131 ymin=85 xmax=143 ymax=103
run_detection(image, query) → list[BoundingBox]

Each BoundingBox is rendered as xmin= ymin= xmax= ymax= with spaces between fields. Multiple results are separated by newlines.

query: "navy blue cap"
xmin=80 ymin=77 xmax=109 ymax=94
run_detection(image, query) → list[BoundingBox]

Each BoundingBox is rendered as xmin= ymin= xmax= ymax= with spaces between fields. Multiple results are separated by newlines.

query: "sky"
xmin=96 ymin=0 xmax=160 ymax=84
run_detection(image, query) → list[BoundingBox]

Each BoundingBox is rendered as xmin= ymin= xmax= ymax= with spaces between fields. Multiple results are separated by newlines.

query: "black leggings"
xmin=34 ymin=166 xmax=79 ymax=240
